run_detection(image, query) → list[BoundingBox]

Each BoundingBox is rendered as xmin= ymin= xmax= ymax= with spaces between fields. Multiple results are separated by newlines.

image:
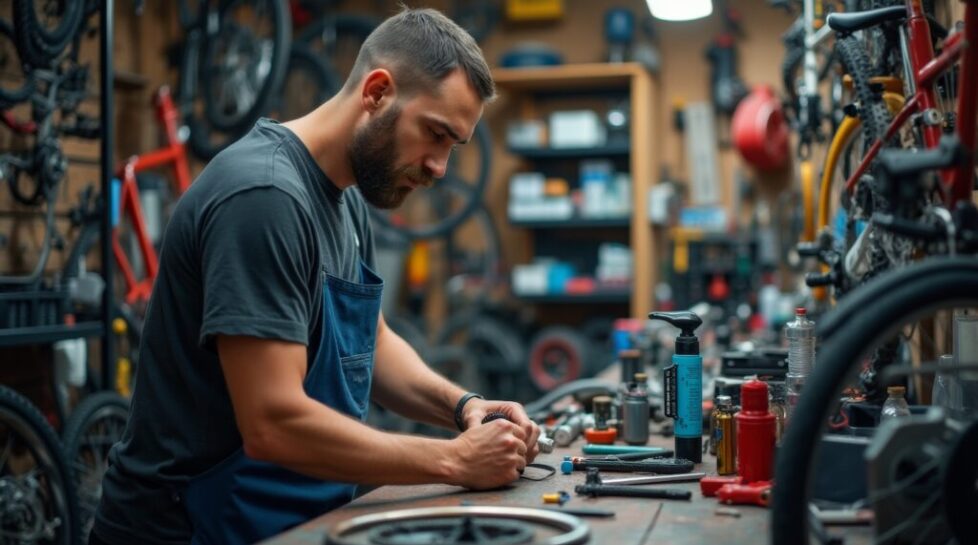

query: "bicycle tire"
xmin=837 ymin=34 xmax=891 ymax=146
xmin=201 ymin=0 xmax=291 ymax=133
xmin=367 ymin=122 xmax=492 ymax=241
xmin=771 ymin=256 xmax=978 ymax=545
xmin=12 ymin=0 xmax=84 ymax=67
xmin=62 ymin=391 xmax=129 ymax=542
xmin=269 ymin=42 xmax=341 ymax=122
xmin=0 ymin=384 xmax=80 ymax=545
xmin=0 ymin=20 xmax=35 ymax=107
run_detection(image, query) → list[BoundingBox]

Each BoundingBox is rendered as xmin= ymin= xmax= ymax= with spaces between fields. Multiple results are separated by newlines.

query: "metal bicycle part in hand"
xmin=323 ymin=506 xmax=590 ymax=545
xmin=482 ymin=412 xmax=555 ymax=454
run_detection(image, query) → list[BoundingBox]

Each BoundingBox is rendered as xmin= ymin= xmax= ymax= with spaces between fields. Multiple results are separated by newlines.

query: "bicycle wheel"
xmin=267 ymin=42 xmax=341 ymax=123
xmin=836 ymin=35 xmax=891 ymax=146
xmin=0 ymin=384 xmax=80 ymax=545
xmin=0 ymin=20 xmax=34 ymax=107
xmin=201 ymin=0 xmax=290 ymax=133
xmin=296 ymin=13 xmax=379 ymax=88
xmin=62 ymin=391 xmax=129 ymax=542
xmin=12 ymin=0 xmax=84 ymax=67
xmin=772 ymin=256 xmax=978 ymax=545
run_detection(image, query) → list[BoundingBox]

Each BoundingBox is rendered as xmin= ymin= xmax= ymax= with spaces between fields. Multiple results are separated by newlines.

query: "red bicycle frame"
xmin=113 ymin=86 xmax=191 ymax=305
xmin=844 ymin=0 xmax=977 ymax=206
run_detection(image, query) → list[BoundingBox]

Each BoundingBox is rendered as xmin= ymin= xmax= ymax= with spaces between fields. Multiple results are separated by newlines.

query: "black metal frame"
xmin=0 ymin=1 xmax=115 ymax=391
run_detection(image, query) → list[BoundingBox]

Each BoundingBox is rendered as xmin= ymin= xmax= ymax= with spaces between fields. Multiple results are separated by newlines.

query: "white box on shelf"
xmin=549 ymin=110 xmax=606 ymax=149
xmin=512 ymin=263 xmax=550 ymax=295
xmin=509 ymin=172 xmax=547 ymax=201
xmin=507 ymin=120 xmax=547 ymax=149
xmin=508 ymin=198 xmax=574 ymax=221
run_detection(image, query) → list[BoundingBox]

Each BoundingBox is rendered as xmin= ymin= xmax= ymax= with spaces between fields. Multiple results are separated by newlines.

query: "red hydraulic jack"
xmin=700 ymin=476 xmax=772 ymax=507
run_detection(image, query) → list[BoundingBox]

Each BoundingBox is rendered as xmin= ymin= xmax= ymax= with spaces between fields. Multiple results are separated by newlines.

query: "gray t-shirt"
xmin=94 ymin=119 xmax=376 ymax=545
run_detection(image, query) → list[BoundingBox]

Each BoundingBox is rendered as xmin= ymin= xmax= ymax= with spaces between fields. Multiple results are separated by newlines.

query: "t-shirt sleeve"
xmin=198 ymin=187 xmax=318 ymax=350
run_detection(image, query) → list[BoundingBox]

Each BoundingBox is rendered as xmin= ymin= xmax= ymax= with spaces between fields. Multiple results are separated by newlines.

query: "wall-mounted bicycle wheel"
xmin=62 ymin=391 xmax=129 ymax=543
xmin=0 ymin=20 xmax=34 ymax=107
xmin=12 ymin=0 xmax=84 ymax=67
xmin=0 ymin=384 xmax=80 ymax=545
xmin=201 ymin=0 xmax=291 ymax=133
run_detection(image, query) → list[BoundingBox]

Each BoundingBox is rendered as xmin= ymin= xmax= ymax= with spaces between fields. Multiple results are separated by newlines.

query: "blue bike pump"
xmin=649 ymin=311 xmax=703 ymax=463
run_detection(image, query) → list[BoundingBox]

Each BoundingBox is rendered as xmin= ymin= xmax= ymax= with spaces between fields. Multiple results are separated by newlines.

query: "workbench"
xmin=261 ymin=433 xmax=875 ymax=545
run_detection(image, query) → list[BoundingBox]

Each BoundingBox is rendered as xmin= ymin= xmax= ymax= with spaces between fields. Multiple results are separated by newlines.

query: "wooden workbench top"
xmin=261 ymin=431 xmax=875 ymax=545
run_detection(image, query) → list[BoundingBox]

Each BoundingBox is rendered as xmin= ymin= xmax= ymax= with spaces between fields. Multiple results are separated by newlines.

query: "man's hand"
xmin=462 ymin=399 xmax=541 ymax=464
xmin=449 ymin=418 xmax=527 ymax=489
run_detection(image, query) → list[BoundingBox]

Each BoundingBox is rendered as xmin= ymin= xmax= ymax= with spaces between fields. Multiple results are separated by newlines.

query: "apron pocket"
xmin=339 ymin=352 xmax=373 ymax=416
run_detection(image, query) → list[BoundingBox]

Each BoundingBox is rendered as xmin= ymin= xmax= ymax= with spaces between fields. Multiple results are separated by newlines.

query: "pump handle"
xmin=648 ymin=311 xmax=703 ymax=334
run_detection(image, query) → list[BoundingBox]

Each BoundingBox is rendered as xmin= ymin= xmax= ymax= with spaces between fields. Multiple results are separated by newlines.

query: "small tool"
xmin=482 ymin=412 xmax=555 ymax=453
xmin=574 ymin=468 xmax=692 ymax=501
xmin=561 ymin=455 xmax=694 ymax=475
xmin=582 ymin=452 xmax=674 ymax=462
xmin=541 ymin=491 xmax=571 ymax=505
xmin=582 ymin=444 xmax=673 ymax=457
xmin=602 ymin=472 xmax=706 ymax=486
xmin=716 ymin=482 xmax=772 ymax=507
xmin=700 ymin=475 xmax=743 ymax=497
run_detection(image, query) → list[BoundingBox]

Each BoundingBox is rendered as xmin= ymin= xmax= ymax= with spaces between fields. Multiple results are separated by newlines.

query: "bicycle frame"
xmin=844 ymin=0 xmax=977 ymax=206
xmin=113 ymin=86 xmax=191 ymax=305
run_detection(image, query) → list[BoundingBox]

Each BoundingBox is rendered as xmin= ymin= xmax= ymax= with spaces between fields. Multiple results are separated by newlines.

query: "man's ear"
xmin=361 ymin=69 xmax=395 ymax=112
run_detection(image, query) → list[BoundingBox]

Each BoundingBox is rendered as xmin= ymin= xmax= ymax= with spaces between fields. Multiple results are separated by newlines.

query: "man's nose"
xmin=424 ymin=151 xmax=450 ymax=179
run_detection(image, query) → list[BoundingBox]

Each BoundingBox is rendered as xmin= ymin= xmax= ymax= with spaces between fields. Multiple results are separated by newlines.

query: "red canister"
xmin=736 ymin=379 xmax=776 ymax=483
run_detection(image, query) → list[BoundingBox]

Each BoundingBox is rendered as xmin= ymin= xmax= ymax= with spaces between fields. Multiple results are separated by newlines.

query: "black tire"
xmin=0 ymin=384 xmax=80 ymax=545
xmin=62 ymin=391 xmax=129 ymax=542
xmin=0 ymin=20 xmax=34 ymax=107
xmin=772 ymin=257 xmax=978 ymax=545
xmin=12 ymin=0 xmax=84 ymax=67
xmin=527 ymin=326 xmax=591 ymax=392
xmin=837 ymin=35 xmax=891 ymax=147
xmin=201 ymin=0 xmax=291 ymax=133
xmin=268 ymin=42 xmax=341 ymax=122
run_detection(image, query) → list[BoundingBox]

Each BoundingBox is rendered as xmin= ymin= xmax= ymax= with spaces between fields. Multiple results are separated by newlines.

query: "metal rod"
xmin=100 ymin=0 xmax=115 ymax=391
xmin=601 ymin=472 xmax=706 ymax=486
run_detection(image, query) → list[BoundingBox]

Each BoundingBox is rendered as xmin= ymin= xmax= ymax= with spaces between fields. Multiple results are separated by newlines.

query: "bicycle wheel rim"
xmin=201 ymin=0 xmax=291 ymax=133
xmin=772 ymin=256 xmax=978 ymax=545
xmin=0 ymin=386 xmax=79 ymax=545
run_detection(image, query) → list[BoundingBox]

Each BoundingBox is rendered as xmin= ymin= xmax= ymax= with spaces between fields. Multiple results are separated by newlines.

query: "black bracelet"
xmin=454 ymin=392 xmax=484 ymax=431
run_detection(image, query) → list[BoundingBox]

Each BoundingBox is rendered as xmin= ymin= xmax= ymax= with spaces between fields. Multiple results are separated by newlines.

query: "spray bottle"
xmin=649 ymin=310 xmax=703 ymax=463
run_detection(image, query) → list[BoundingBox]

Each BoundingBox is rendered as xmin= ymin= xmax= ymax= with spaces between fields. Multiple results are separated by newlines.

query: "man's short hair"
xmin=343 ymin=6 xmax=495 ymax=102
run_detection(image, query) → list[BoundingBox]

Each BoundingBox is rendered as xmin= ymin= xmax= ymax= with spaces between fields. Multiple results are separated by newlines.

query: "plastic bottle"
xmin=880 ymin=386 xmax=911 ymax=423
xmin=622 ymin=372 xmax=650 ymax=445
xmin=736 ymin=379 xmax=776 ymax=483
xmin=785 ymin=307 xmax=815 ymax=425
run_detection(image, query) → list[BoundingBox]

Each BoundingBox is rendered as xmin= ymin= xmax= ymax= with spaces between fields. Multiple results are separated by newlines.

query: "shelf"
xmin=0 ymin=322 xmax=105 ymax=347
xmin=508 ymin=142 xmax=630 ymax=159
xmin=493 ymin=63 xmax=649 ymax=92
xmin=515 ymin=290 xmax=631 ymax=304
xmin=509 ymin=216 xmax=630 ymax=229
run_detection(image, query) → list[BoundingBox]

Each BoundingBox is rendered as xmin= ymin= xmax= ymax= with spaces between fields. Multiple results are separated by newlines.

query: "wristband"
xmin=454 ymin=392 xmax=484 ymax=431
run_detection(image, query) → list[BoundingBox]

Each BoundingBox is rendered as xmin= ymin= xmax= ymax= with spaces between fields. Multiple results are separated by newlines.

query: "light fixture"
xmin=646 ymin=0 xmax=713 ymax=21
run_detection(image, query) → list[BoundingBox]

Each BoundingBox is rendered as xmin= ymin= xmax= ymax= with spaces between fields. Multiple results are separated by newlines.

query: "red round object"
xmin=731 ymin=85 xmax=790 ymax=171
xmin=584 ymin=428 xmax=618 ymax=444
xmin=736 ymin=379 xmax=776 ymax=483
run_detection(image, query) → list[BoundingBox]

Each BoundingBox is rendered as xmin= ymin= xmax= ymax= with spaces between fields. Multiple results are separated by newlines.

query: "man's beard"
xmin=349 ymin=105 xmax=432 ymax=209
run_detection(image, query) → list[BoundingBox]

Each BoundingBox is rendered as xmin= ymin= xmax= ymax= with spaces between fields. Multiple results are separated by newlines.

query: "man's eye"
xmin=430 ymin=129 xmax=445 ymax=141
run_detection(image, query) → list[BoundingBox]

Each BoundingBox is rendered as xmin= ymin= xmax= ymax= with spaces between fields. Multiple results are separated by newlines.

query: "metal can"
xmin=715 ymin=395 xmax=737 ymax=476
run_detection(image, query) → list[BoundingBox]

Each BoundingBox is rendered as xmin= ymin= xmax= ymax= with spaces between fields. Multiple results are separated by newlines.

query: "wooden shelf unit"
xmin=492 ymin=63 xmax=659 ymax=319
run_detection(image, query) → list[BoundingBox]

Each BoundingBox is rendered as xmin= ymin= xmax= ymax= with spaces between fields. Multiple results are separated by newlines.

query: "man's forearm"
xmin=371 ymin=319 xmax=467 ymax=429
xmin=247 ymin=397 xmax=460 ymax=485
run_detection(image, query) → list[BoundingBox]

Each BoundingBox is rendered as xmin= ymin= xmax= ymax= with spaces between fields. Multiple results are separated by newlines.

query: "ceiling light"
xmin=647 ymin=0 xmax=713 ymax=21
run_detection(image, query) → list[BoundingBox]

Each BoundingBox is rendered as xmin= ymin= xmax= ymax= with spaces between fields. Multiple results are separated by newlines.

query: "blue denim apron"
xmin=184 ymin=262 xmax=383 ymax=545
